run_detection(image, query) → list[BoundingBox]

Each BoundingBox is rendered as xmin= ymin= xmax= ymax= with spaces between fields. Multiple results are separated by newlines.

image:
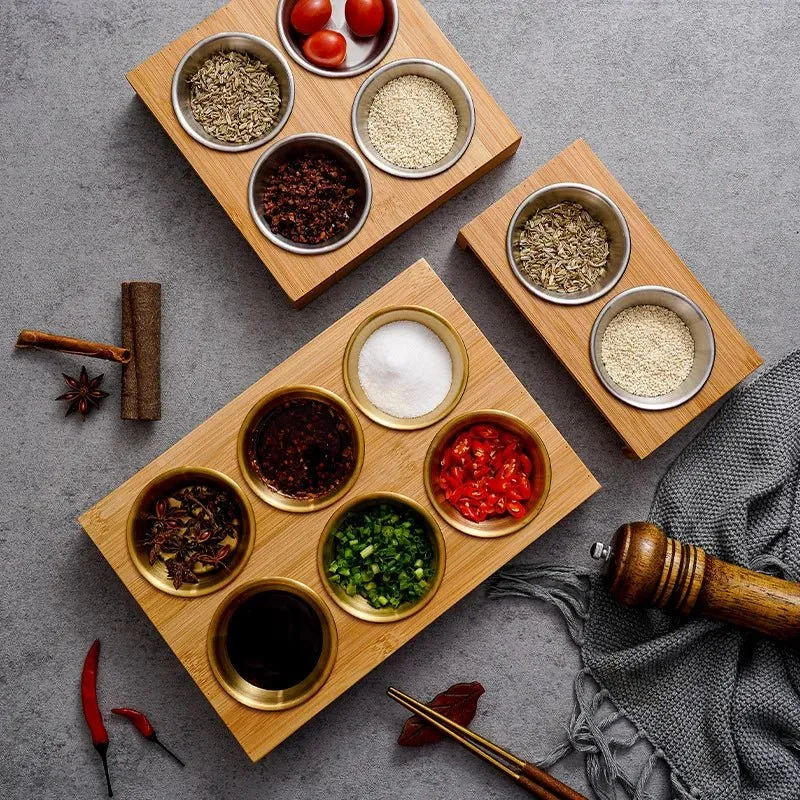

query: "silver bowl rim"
xmin=506 ymin=182 xmax=631 ymax=305
xmin=247 ymin=132 xmax=373 ymax=255
xmin=350 ymin=57 xmax=476 ymax=180
xmin=276 ymin=0 xmax=400 ymax=79
xmin=171 ymin=31 xmax=296 ymax=153
xmin=589 ymin=284 xmax=717 ymax=411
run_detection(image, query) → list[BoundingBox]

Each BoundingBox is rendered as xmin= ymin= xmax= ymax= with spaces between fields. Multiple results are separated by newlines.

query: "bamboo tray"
xmin=457 ymin=139 xmax=762 ymax=459
xmin=127 ymin=0 xmax=521 ymax=308
xmin=79 ymin=259 xmax=599 ymax=761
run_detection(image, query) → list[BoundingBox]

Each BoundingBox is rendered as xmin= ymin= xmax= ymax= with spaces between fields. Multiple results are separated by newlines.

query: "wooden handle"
xmin=519 ymin=762 xmax=587 ymax=800
xmin=602 ymin=522 xmax=800 ymax=639
xmin=16 ymin=330 xmax=131 ymax=364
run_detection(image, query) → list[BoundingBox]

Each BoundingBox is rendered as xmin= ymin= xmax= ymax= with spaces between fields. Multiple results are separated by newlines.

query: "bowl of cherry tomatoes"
xmin=277 ymin=0 xmax=399 ymax=78
xmin=424 ymin=410 xmax=552 ymax=538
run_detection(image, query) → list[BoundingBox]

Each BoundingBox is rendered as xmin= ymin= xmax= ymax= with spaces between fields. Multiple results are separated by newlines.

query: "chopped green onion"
xmin=327 ymin=503 xmax=435 ymax=609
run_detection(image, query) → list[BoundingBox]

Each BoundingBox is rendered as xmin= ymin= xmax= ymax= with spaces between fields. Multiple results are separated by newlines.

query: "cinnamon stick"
xmin=15 ymin=330 xmax=131 ymax=365
xmin=121 ymin=282 xmax=161 ymax=420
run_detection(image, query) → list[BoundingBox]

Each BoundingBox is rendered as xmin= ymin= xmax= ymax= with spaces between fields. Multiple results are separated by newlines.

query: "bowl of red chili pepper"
xmin=237 ymin=385 xmax=365 ymax=512
xmin=424 ymin=411 xmax=551 ymax=537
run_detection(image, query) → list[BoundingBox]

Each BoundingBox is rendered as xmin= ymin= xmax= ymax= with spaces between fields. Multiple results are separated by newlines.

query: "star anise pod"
xmin=56 ymin=366 xmax=109 ymax=419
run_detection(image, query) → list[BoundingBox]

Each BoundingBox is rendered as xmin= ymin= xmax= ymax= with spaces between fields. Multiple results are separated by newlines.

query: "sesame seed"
xmin=367 ymin=75 xmax=458 ymax=170
xmin=601 ymin=304 xmax=695 ymax=397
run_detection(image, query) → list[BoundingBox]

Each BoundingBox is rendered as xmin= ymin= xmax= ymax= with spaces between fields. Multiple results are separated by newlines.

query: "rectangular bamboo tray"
xmin=457 ymin=139 xmax=763 ymax=459
xmin=127 ymin=0 xmax=521 ymax=308
xmin=79 ymin=259 xmax=599 ymax=761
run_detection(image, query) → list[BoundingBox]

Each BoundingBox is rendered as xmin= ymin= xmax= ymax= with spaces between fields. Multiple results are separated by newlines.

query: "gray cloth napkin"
xmin=492 ymin=350 xmax=800 ymax=800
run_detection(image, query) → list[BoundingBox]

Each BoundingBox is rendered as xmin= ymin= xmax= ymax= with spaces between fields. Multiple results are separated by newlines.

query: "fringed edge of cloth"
xmin=489 ymin=567 xmax=703 ymax=800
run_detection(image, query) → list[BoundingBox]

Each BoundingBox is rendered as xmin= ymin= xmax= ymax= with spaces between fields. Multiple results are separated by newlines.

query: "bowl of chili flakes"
xmin=423 ymin=410 xmax=551 ymax=538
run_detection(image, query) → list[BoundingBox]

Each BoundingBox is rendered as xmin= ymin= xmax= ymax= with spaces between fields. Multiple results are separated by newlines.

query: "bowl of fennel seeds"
xmin=172 ymin=32 xmax=295 ymax=152
xmin=506 ymin=182 xmax=631 ymax=305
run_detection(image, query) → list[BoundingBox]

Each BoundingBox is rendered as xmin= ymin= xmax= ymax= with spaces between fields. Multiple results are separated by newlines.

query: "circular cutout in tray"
xmin=276 ymin=0 xmax=399 ymax=78
xmin=317 ymin=492 xmax=446 ymax=622
xmin=172 ymin=31 xmax=295 ymax=153
xmin=343 ymin=305 xmax=469 ymax=430
xmin=589 ymin=284 xmax=716 ymax=410
xmin=424 ymin=410 xmax=551 ymax=538
xmin=351 ymin=58 xmax=476 ymax=179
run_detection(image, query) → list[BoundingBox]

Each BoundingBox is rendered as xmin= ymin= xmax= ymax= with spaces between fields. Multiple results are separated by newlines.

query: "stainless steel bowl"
xmin=507 ymin=183 xmax=631 ymax=305
xmin=248 ymin=133 xmax=372 ymax=254
xmin=276 ymin=0 xmax=399 ymax=79
xmin=351 ymin=58 xmax=476 ymax=179
xmin=171 ymin=32 xmax=295 ymax=153
xmin=590 ymin=285 xmax=716 ymax=410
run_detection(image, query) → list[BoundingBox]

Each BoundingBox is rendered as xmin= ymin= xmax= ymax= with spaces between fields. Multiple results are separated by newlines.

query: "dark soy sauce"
xmin=226 ymin=590 xmax=324 ymax=691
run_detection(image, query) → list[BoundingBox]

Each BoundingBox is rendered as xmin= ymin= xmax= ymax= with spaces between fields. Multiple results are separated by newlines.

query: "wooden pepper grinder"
xmin=591 ymin=522 xmax=800 ymax=640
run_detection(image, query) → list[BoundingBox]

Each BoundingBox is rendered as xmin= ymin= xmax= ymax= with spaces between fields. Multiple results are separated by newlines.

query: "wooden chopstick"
xmin=388 ymin=687 xmax=586 ymax=800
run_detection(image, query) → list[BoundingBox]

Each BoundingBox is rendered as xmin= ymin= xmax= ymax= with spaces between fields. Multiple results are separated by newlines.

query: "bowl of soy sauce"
xmin=207 ymin=578 xmax=338 ymax=710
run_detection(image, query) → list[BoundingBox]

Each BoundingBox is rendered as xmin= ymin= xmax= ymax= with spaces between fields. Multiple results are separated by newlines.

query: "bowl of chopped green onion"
xmin=318 ymin=493 xmax=446 ymax=622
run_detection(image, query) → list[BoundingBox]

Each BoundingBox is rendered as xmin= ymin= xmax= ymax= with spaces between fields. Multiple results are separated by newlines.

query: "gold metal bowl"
xmin=317 ymin=492 xmax=446 ymax=623
xmin=237 ymin=385 xmax=365 ymax=513
xmin=424 ymin=410 xmax=552 ymax=538
xmin=342 ymin=306 xmax=469 ymax=431
xmin=126 ymin=466 xmax=256 ymax=597
xmin=207 ymin=578 xmax=338 ymax=711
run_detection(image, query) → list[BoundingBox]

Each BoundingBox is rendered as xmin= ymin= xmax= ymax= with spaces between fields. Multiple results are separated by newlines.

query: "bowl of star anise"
xmin=126 ymin=467 xmax=256 ymax=597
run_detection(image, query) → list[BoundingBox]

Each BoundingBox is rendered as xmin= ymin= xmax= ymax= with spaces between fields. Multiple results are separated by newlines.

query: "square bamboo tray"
xmin=79 ymin=259 xmax=599 ymax=761
xmin=457 ymin=139 xmax=763 ymax=459
xmin=127 ymin=0 xmax=521 ymax=308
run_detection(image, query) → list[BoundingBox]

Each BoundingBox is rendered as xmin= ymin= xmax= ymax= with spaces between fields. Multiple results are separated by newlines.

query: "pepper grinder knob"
xmin=597 ymin=522 xmax=800 ymax=640
xmin=590 ymin=542 xmax=611 ymax=562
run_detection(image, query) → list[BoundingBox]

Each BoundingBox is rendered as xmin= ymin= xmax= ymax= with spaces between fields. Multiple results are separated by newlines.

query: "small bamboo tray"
xmin=79 ymin=259 xmax=599 ymax=761
xmin=127 ymin=0 xmax=521 ymax=307
xmin=457 ymin=139 xmax=763 ymax=459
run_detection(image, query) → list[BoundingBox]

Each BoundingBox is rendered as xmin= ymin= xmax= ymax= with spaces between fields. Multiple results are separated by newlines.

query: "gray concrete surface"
xmin=1 ymin=1 xmax=798 ymax=798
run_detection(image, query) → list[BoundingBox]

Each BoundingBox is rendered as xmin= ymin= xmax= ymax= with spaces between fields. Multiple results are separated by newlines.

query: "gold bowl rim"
xmin=236 ymin=385 xmax=365 ymax=513
xmin=423 ymin=410 xmax=552 ymax=538
xmin=342 ymin=305 xmax=469 ymax=431
xmin=207 ymin=577 xmax=338 ymax=711
xmin=126 ymin=466 xmax=257 ymax=598
xmin=317 ymin=491 xmax=447 ymax=623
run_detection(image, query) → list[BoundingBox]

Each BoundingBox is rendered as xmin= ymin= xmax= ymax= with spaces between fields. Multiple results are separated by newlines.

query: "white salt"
xmin=357 ymin=320 xmax=453 ymax=418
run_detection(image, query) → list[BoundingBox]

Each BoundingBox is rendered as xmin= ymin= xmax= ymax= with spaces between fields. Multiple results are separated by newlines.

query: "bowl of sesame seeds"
xmin=172 ymin=32 xmax=295 ymax=153
xmin=506 ymin=183 xmax=630 ymax=305
xmin=589 ymin=285 xmax=716 ymax=410
xmin=351 ymin=58 xmax=476 ymax=179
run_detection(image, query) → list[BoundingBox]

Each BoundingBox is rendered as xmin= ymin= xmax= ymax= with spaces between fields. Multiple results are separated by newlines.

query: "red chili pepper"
xmin=81 ymin=640 xmax=113 ymax=797
xmin=439 ymin=424 xmax=537 ymax=525
xmin=111 ymin=708 xmax=185 ymax=767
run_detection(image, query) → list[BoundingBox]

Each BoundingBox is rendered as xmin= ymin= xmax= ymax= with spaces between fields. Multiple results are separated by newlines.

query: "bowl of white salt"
xmin=589 ymin=285 xmax=716 ymax=410
xmin=343 ymin=306 xmax=468 ymax=430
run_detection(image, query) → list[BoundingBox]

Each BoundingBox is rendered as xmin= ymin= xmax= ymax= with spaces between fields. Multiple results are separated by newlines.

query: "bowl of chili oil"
xmin=423 ymin=410 xmax=552 ymax=538
xmin=237 ymin=385 xmax=365 ymax=512
xmin=126 ymin=466 xmax=256 ymax=597
xmin=207 ymin=577 xmax=338 ymax=710
xmin=317 ymin=492 xmax=446 ymax=623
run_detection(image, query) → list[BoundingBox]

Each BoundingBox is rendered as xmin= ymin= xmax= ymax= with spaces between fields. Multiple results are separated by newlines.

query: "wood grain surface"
xmin=457 ymin=139 xmax=762 ymax=459
xmin=127 ymin=0 xmax=521 ymax=307
xmin=79 ymin=259 xmax=599 ymax=761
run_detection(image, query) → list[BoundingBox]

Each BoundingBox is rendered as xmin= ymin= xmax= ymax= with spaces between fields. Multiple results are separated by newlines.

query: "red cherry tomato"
xmin=345 ymin=0 xmax=385 ymax=38
xmin=290 ymin=0 xmax=332 ymax=35
xmin=302 ymin=29 xmax=347 ymax=68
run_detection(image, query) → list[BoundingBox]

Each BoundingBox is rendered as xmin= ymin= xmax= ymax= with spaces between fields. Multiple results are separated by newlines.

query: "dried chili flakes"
xmin=438 ymin=424 xmax=533 ymax=523
xmin=262 ymin=151 xmax=359 ymax=245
